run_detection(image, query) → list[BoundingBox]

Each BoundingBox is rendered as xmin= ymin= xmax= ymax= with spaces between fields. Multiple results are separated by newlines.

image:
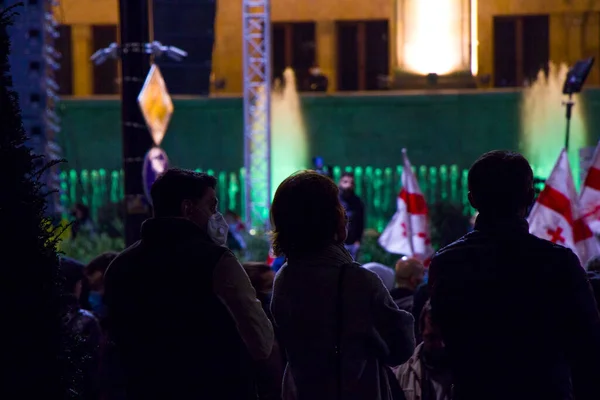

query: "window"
xmin=153 ymin=0 xmax=216 ymax=95
xmin=92 ymin=25 xmax=119 ymax=95
xmin=336 ymin=20 xmax=389 ymax=91
xmin=493 ymin=15 xmax=549 ymax=87
xmin=54 ymin=25 xmax=73 ymax=95
xmin=271 ymin=22 xmax=316 ymax=90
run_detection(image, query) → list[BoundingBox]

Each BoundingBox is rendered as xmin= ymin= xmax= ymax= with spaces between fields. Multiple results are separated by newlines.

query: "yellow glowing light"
xmin=403 ymin=0 xmax=465 ymax=75
xmin=470 ymin=0 xmax=478 ymax=76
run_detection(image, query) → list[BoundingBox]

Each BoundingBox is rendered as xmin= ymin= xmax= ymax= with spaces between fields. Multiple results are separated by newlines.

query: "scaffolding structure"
xmin=242 ymin=0 xmax=272 ymax=229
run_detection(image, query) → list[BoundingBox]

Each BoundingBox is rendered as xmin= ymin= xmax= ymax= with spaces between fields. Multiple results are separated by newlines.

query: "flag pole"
xmin=401 ymin=148 xmax=415 ymax=256
xmin=563 ymin=93 xmax=574 ymax=151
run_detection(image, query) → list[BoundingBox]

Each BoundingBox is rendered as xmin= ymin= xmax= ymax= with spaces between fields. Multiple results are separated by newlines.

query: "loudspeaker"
xmin=153 ymin=0 xmax=217 ymax=95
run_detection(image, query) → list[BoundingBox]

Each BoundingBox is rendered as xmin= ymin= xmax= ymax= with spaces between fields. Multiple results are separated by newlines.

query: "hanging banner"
xmin=142 ymin=147 xmax=169 ymax=204
xmin=138 ymin=64 xmax=174 ymax=147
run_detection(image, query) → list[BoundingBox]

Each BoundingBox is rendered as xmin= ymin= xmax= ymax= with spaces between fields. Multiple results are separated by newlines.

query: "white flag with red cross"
xmin=528 ymin=149 xmax=600 ymax=266
xmin=580 ymin=142 xmax=600 ymax=235
xmin=379 ymin=149 xmax=434 ymax=262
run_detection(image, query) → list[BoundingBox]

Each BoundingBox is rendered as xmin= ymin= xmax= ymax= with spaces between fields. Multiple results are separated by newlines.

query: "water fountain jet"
xmin=271 ymin=68 xmax=309 ymax=198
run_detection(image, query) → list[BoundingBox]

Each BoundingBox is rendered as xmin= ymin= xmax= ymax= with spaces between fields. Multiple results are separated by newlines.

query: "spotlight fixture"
xmin=561 ymin=57 xmax=595 ymax=149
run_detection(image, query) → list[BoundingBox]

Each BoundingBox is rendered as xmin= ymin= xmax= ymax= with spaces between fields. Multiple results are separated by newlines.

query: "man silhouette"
xmin=429 ymin=151 xmax=600 ymax=400
xmin=104 ymin=169 xmax=273 ymax=399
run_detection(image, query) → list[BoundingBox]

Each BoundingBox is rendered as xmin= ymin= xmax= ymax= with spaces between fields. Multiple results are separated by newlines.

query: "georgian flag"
xmin=528 ymin=149 xmax=599 ymax=266
xmin=379 ymin=149 xmax=433 ymax=262
xmin=580 ymin=142 xmax=600 ymax=235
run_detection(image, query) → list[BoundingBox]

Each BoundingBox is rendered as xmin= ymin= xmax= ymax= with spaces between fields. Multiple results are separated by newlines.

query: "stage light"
xmin=145 ymin=41 xmax=188 ymax=61
xmin=91 ymin=43 xmax=120 ymax=65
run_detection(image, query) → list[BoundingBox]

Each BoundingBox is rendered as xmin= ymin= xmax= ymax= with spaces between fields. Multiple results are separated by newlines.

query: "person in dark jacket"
xmin=429 ymin=150 xmax=600 ymax=400
xmin=84 ymin=251 xmax=118 ymax=320
xmin=411 ymin=282 xmax=430 ymax=344
xmin=339 ymin=172 xmax=365 ymax=259
xmin=103 ymin=169 xmax=274 ymax=400
xmin=390 ymin=257 xmax=425 ymax=312
xmin=271 ymin=171 xmax=413 ymax=400
xmin=59 ymin=257 xmax=102 ymax=400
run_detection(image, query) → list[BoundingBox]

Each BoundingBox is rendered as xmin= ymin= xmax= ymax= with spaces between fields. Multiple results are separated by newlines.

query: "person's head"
xmin=60 ymin=257 xmax=86 ymax=300
xmin=150 ymin=168 xmax=218 ymax=229
xmin=363 ymin=263 xmax=395 ymax=291
xmin=73 ymin=203 xmax=90 ymax=221
xmin=395 ymin=256 xmax=425 ymax=290
xmin=420 ymin=301 xmax=444 ymax=354
xmin=338 ymin=172 xmax=355 ymax=197
xmin=586 ymin=255 xmax=600 ymax=273
xmin=85 ymin=251 xmax=118 ymax=293
xmin=468 ymin=151 xmax=534 ymax=217
xmin=271 ymin=170 xmax=347 ymax=257
xmin=243 ymin=262 xmax=275 ymax=295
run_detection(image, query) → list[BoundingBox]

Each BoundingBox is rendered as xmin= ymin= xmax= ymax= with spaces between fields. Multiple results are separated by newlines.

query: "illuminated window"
xmin=493 ymin=15 xmax=549 ymax=88
xmin=398 ymin=0 xmax=471 ymax=75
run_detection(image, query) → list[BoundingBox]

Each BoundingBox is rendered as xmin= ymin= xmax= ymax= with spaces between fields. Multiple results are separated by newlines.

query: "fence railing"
xmin=59 ymin=165 xmax=475 ymax=230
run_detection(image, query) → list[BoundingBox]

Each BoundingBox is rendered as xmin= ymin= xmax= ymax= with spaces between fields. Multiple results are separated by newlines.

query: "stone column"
xmin=71 ymin=24 xmax=93 ymax=96
xmin=316 ymin=20 xmax=336 ymax=92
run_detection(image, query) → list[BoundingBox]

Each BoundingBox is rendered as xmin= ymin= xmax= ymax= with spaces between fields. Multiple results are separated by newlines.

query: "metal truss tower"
xmin=242 ymin=0 xmax=271 ymax=230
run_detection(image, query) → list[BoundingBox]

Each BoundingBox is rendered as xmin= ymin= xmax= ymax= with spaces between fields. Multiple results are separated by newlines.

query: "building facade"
xmin=53 ymin=0 xmax=600 ymax=96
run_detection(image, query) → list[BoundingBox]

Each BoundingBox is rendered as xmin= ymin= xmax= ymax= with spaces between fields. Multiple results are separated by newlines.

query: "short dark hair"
xmin=150 ymin=168 xmax=217 ymax=217
xmin=340 ymin=171 xmax=354 ymax=179
xmin=271 ymin=170 xmax=347 ymax=257
xmin=468 ymin=150 xmax=534 ymax=215
xmin=85 ymin=251 xmax=119 ymax=276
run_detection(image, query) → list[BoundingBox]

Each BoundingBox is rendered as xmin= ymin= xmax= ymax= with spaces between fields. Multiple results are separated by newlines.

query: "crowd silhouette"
xmin=4 ymin=3 xmax=600 ymax=398
xmin=38 ymin=151 xmax=600 ymax=400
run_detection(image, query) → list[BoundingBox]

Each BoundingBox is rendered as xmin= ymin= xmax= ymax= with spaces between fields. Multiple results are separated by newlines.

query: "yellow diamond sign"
xmin=137 ymin=64 xmax=173 ymax=147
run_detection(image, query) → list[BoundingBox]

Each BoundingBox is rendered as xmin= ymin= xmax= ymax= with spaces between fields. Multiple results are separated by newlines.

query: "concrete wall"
xmin=56 ymin=89 xmax=600 ymax=173
xmin=54 ymin=0 xmax=393 ymax=95
xmin=478 ymin=0 xmax=600 ymax=85
xmin=55 ymin=0 xmax=600 ymax=95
